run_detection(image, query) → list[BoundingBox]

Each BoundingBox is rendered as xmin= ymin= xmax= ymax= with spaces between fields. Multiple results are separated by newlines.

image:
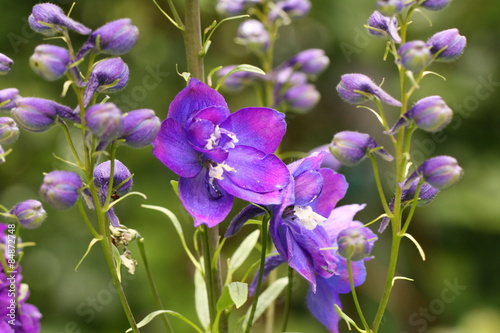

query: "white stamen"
xmin=205 ymin=125 xmax=222 ymax=150
xmin=293 ymin=205 xmax=327 ymax=230
xmin=209 ymin=162 xmax=236 ymax=180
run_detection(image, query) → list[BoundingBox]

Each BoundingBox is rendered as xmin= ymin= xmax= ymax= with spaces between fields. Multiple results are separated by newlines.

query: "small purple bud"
xmin=0 ymin=88 xmax=21 ymax=110
xmin=269 ymin=0 xmax=311 ymax=21
xmin=329 ymin=131 xmax=393 ymax=166
xmin=94 ymin=160 xmax=133 ymax=196
xmin=76 ymin=19 xmax=139 ymax=60
xmin=420 ymin=0 xmax=452 ymax=11
xmin=427 ymin=28 xmax=466 ymax=62
xmin=337 ymin=227 xmax=376 ymax=261
xmin=85 ymin=103 xmax=124 ymax=142
xmin=40 ymin=171 xmax=82 ymax=210
xmin=237 ymin=20 xmax=269 ymax=52
xmin=337 ymin=73 xmax=402 ymax=107
xmin=0 ymin=117 xmax=20 ymax=145
xmin=409 ymin=96 xmax=453 ymax=132
xmin=367 ymin=11 xmax=401 ymax=43
xmin=398 ymin=40 xmax=432 ymax=73
xmin=11 ymin=98 xmax=60 ymax=132
xmin=10 ymin=200 xmax=47 ymax=229
xmin=285 ymin=49 xmax=329 ymax=75
xmin=0 ymin=53 xmax=13 ymax=75
xmin=417 ymin=156 xmax=463 ymax=190
xmin=82 ymin=58 xmax=129 ymax=108
xmin=121 ymin=109 xmax=160 ymax=148
xmin=30 ymin=44 xmax=71 ymax=81
xmin=283 ymin=83 xmax=320 ymax=114
xmin=376 ymin=0 xmax=404 ymax=16
xmin=216 ymin=0 xmax=246 ymax=15
xmin=28 ymin=3 xmax=91 ymax=36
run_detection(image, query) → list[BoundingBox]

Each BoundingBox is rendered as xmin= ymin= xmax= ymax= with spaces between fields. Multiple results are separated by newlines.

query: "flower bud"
xmin=337 ymin=227 xmax=375 ymax=261
xmin=427 ymin=28 xmax=466 ymax=62
xmin=269 ymin=0 xmax=311 ymax=21
xmin=417 ymin=156 xmax=463 ymax=190
xmin=337 ymin=73 xmax=402 ymax=107
xmin=0 ymin=88 xmax=21 ymax=110
xmin=121 ymin=109 xmax=160 ymax=148
xmin=85 ymin=103 xmax=124 ymax=142
xmin=398 ymin=40 xmax=431 ymax=73
xmin=10 ymin=200 xmax=47 ymax=229
xmin=409 ymin=96 xmax=452 ymax=132
xmin=237 ymin=20 xmax=269 ymax=52
xmin=0 ymin=53 xmax=13 ymax=75
xmin=216 ymin=0 xmax=246 ymax=15
xmin=94 ymin=160 xmax=133 ymax=196
xmin=420 ymin=0 xmax=452 ymax=11
xmin=30 ymin=44 xmax=71 ymax=81
xmin=367 ymin=11 xmax=401 ymax=43
xmin=285 ymin=49 xmax=329 ymax=75
xmin=40 ymin=171 xmax=82 ymax=210
xmin=329 ymin=131 xmax=393 ymax=166
xmin=283 ymin=83 xmax=320 ymax=114
xmin=76 ymin=19 xmax=139 ymax=60
xmin=29 ymin=3 xmax=91 ymax=36
xmin=376 ymin=0 xmax=404 ymax=16
xmin=0 ymin=145 xmax=6 ymax=164
xmin=0 ymin=117 xmax=20 ymax=145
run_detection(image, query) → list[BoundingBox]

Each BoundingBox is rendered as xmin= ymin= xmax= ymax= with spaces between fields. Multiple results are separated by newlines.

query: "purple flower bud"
xmin=94 ymin=160 xmax=133 ymax=196
xmin=376 ymin=0 xmax=404 ymax=16
xmin=85 ymin=103 xmax=124 ymax=142
xmin=283 ymin=83 xmax=320 ymax=114
xmin=76 ymin=19 xmax=139 ymax=60
xmin=417 ymin=156 xmax=463 ymax=190
xmin=0 ymin=145 xmax=6 ymax=164
xmin=11 ymin=97 xmax=76 ymax=132
xmin=337 ymin=73 xmax=402 ymax=107
xmin=398 ymin=40 xmax=432 ymax=73
xmin=337 ymin=227 xmax=376 ymax=261
xmin=329 ymin=131 xmax=393 ymax=166
xmin=269 ymin=0 xmax=311 ymax=21
xmin=237 ymin=20 xmax=269 ymax=52
xmin=28 ymin=3 xmax=91 ymax=36
xmin=121 ymin=109 xmax=160 ymax=148
xmin=0 ymin=117 xmax=20 ymax=145
xmin=420 ymin=0 xmax=452 ymax=11
xmin=367 ymin=11 xmax=401 ymax=43
xmin=427 ymin=28 xmax=466 ymax=62
xmin=30 ymin=44 xmax=71 ymax=81
xmin=40 ymin=171 xmax=82 ymax=210
xmin=10 ymin=200 xmax=47 ymax=229
xmin=307 ymin=144 xmax=341 ymax=171
xmin=216 ymin=0 xmax=246 ymax=15
xmin=216 ymin=65 xmax=264 ymax=91
xmin=409 ymin=96 xmax=453 ymax=132
xmin=285 ymin=49 xmax=329 ymax=75
xmin=0 ymin=53 xmax=13 ymax=75
xmin=0 ymin=88 xmax=21 ymax=111
xmin=82 ymin=58 xmax=129 ymax=108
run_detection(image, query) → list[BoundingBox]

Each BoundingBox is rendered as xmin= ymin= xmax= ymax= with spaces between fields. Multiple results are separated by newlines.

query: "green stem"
xmin=183 ymin=0 xmax=204 ymax=81
xmin=201 ymin=225 xmax=217 ymax=327
xmin=138 ymin=238 xmax=174 ymax=333
xmin=369 ymin=155 xmax=391 ymax=216
xmin=77 ymin=200 xmax=100 ymax=239
xmin=401 ymin=179 xmax=424 ymax=234
xmin=245 ymin=216 xmax=269 ymax=333
xmin=347 ymin=259 xmax=370 ymax=331
xmin=59 ymin=120 xmax=84 ymax=169
xmin=281 ymin=266 xmax=294 ymax=332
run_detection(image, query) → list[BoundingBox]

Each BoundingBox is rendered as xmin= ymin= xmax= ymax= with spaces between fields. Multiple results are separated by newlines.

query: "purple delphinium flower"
xmin=28 ymin=3 xmax=91 ymax=36
xmin=40 ymin=170 xmax=82 ymax=210
xmin=398 ymin=40 xmax=432 ymax=73
xmin=337 ymin=73 xmax=402 ymax=106
xmin=329 ymin=131 xmax=393 ymax=166
xmin=121 ymin=109 xmax=160 ymax=148
xmin=152 ymin=78 xmax=290 ymax=227
xmin=367 ymin=11 xmax=401 ymax=43
xmin=0 ymin=117 xmax=20 ymax=145
xmin=403 ymin=155 xmax=463 ymax=190
xmin=0 ymin=88 xmax=21 ymax=111
xmin=420 ymin=0 xmax=452 ymax=11
xmin=76 ymin=18 xmax=139 ymax=60
xmin=427 ymin=28 xmax=466 ymax=62
xmin=10 ymin=200 xmax=47 ymax=229
xmin=0 ymin=53 xmax=13 ymax=75
xmin=30 ymin=44 xmax=71 ymax=81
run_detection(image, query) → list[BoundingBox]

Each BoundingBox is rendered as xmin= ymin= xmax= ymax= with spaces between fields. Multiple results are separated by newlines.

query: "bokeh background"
xmin=1 ymin=0 xmax=499 ymax=332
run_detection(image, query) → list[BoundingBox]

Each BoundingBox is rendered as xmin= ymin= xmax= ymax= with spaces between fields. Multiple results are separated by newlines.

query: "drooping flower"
xmin=40 ymin=170 xmax=82 ymax=210
xmin=427 ymin=28 xmax=466 ymax=62
xmin=337 ymin=73 xmax=402 ymax=106
xmin=152 ymin=78 xmax=290 ymax=227
xmin=367 ymin=10 xmax=401 ymax=43
xmin=28 ymin=3 xmax=91 ymax=36
xmin=29 ymin=44 xmax=71 ymax=81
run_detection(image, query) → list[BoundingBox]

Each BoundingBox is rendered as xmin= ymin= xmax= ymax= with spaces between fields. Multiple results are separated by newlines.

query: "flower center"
xmin=288 ymin=205 xmax=327 ymax=230
xmin=204 ymin=125 xmax=239 ymax=151
xmin=208 ymin=161 xmax=236 ymax=181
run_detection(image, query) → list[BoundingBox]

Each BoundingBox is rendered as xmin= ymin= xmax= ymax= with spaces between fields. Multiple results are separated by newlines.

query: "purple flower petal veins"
xmin=152 ymin=78 xmax=289 ymax=227
xmin=337 ymin=73 xmax=402 ymax=107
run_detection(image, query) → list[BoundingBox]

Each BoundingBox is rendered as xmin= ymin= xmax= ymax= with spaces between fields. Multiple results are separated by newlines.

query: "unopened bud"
xmin=237 ymin=20 xmax=269 ymax=52
xmin=285 ymin=49 xmax=329 ymax=75
xmin=30 ymin=44 xmax=71 ymax=81
xmin=94 ymin=159 xmax=133 ymax=196
xmin=28 ymin=3 xmax=91 ymax=36
xmin=85 ymin=103 xmax=124 ymax=142
xmin=12 ymin=97 xmax=75 ymax=132
xmin=0 ymin=117 xmax=20 ymax=145
xmin=0 ymin=53 xmax=13 ymax=75
xmin=367 ymin=11 xmax=401 ymax=43
xmin=11 ymin=200 xmax=47 ymax=229
xmin=337 ymin=227 xmax=376 ymax=261
xmin=337 ymin=73 xmax=402 ymax=107
xmin=420 ymin=0 xmax=452 ymax=11
xmin=40 ymin=171 xmax=82 ymax=210
xmin=121 ymin=109 xmax=160 ymax=148
xmin=283 ymin=83 xmax=320 ymax=114
xmin=0 ymin=88 xmax=21 ymax=110
xmin=418 ymin=155 xmax=463 ymax=190
xmin=376 ymin=0 xmax=404 ymax=16
xmin=427 ymin=28 xmax=466 ymax=62
xmin=329 ymin=131 xmax=393 ymax=166
xmin=398 ymin=40 xmax=432 ymax=73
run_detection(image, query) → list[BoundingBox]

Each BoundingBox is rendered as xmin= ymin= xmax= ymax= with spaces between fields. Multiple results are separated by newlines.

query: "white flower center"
xmin=208 ymin=162 xmax=236 ymax=181
xmin=293 ymin=205 xmax=327 ymax=230
xmin=204 ymin=125 xmax=239 ymax=151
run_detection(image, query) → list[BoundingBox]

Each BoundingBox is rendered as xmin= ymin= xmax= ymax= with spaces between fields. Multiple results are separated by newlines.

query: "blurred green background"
xmin=1 ymin=0 xmax=499 ymax=332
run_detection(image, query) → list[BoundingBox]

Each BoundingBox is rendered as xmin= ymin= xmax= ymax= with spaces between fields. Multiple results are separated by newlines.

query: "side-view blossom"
xmin=10 ymin=200 xmax=47 ymax=229
xmin=0 ymin=53 xmax=13 ymax=75
xmin=30 ymin=44 xmax=71 ymax=81
xmin=337 ymin=73 xmax=402 ymax=107
xmin=0 ymin=117 xmax=20 ymax=145
xmin=152 ymin=78 xmax=290 ymax=227
xmin=40 ymin=170 xmax=82 ymax=210
xmin=121 ymin=109 xmax=161 ymax=148
xmin=367 ymin=10 xmax=401 ymax=43
xmin=28 ymin=3 xmax=91 ymax=36
xmin=329 ymin=131 xmax=393 ymax=166
xmin=427 ymin=28 xmax=466 ymax=62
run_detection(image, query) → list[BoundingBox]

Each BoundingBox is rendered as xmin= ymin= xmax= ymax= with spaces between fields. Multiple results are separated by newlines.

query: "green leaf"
xmin=112 ymin=244 xmax=122 ymax=282
xmin=229 ymin=230 xmax=260 ymax=272
xmin=170 ymin=180 xmax=179 ymax=197
xmin=217 ymin=282 xmax=248 ymax=312
xmin=194 ymin=265 xmax=210 ymax=330
xmin=126 ymin=310 xmax=203 ymax=333
xmin=74 ymin=237 xmax=102 ymax=271
xmin=243 ymin=277 xmax=288 ymax=327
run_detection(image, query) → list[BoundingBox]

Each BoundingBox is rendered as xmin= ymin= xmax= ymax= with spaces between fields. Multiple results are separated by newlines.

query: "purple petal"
xmin=168 ymin=79 xmax=229 ymax=127
xmin=225 ymin=204 xmax=266 ymax=237
xmin=192 ymin=106 xmax=229 ymax=125
xmin=287 ymin=151 xmax=324 ymax=177
xmin=249 ymin=255 xmax=285 ymax=296
xmin=220 ymin=107 xmax=286 ymax=154
xmin=152 ymin=118 xmax=202 ymax=178
xmin=307 ymin=278 xmax=342 ymax=333
xmin=323 ymin=204 xmax=366 ymax=240
xmin=294 ymin=170 xmax=323 ymax=206
xmin=308 ymin=169 xmax=348 ymax=217
xmin=179 ymin=170 xmax=234 ymax=227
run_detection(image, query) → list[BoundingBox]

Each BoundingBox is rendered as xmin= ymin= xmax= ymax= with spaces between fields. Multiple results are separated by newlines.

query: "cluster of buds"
xmin=217 ymin=0 xmax=311 ymax=20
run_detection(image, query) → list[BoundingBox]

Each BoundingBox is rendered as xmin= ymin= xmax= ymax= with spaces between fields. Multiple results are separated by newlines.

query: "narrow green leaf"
xmin=229 ymin=230 xmax=260 ymax=272
xmin=112 ymin=245 xmax=122 ymax=282
xmin=194 ymin=266 xmax=210 ymax=330
xmin=126 ymin=310 xmax=203 ymax=333
xmin=170 ymin=180 xmax=179 ymax=197
xmin=243 ymin=277 xmax=288 ymax=327
xmin=74 ymin=237 xmax=102 ymax=271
